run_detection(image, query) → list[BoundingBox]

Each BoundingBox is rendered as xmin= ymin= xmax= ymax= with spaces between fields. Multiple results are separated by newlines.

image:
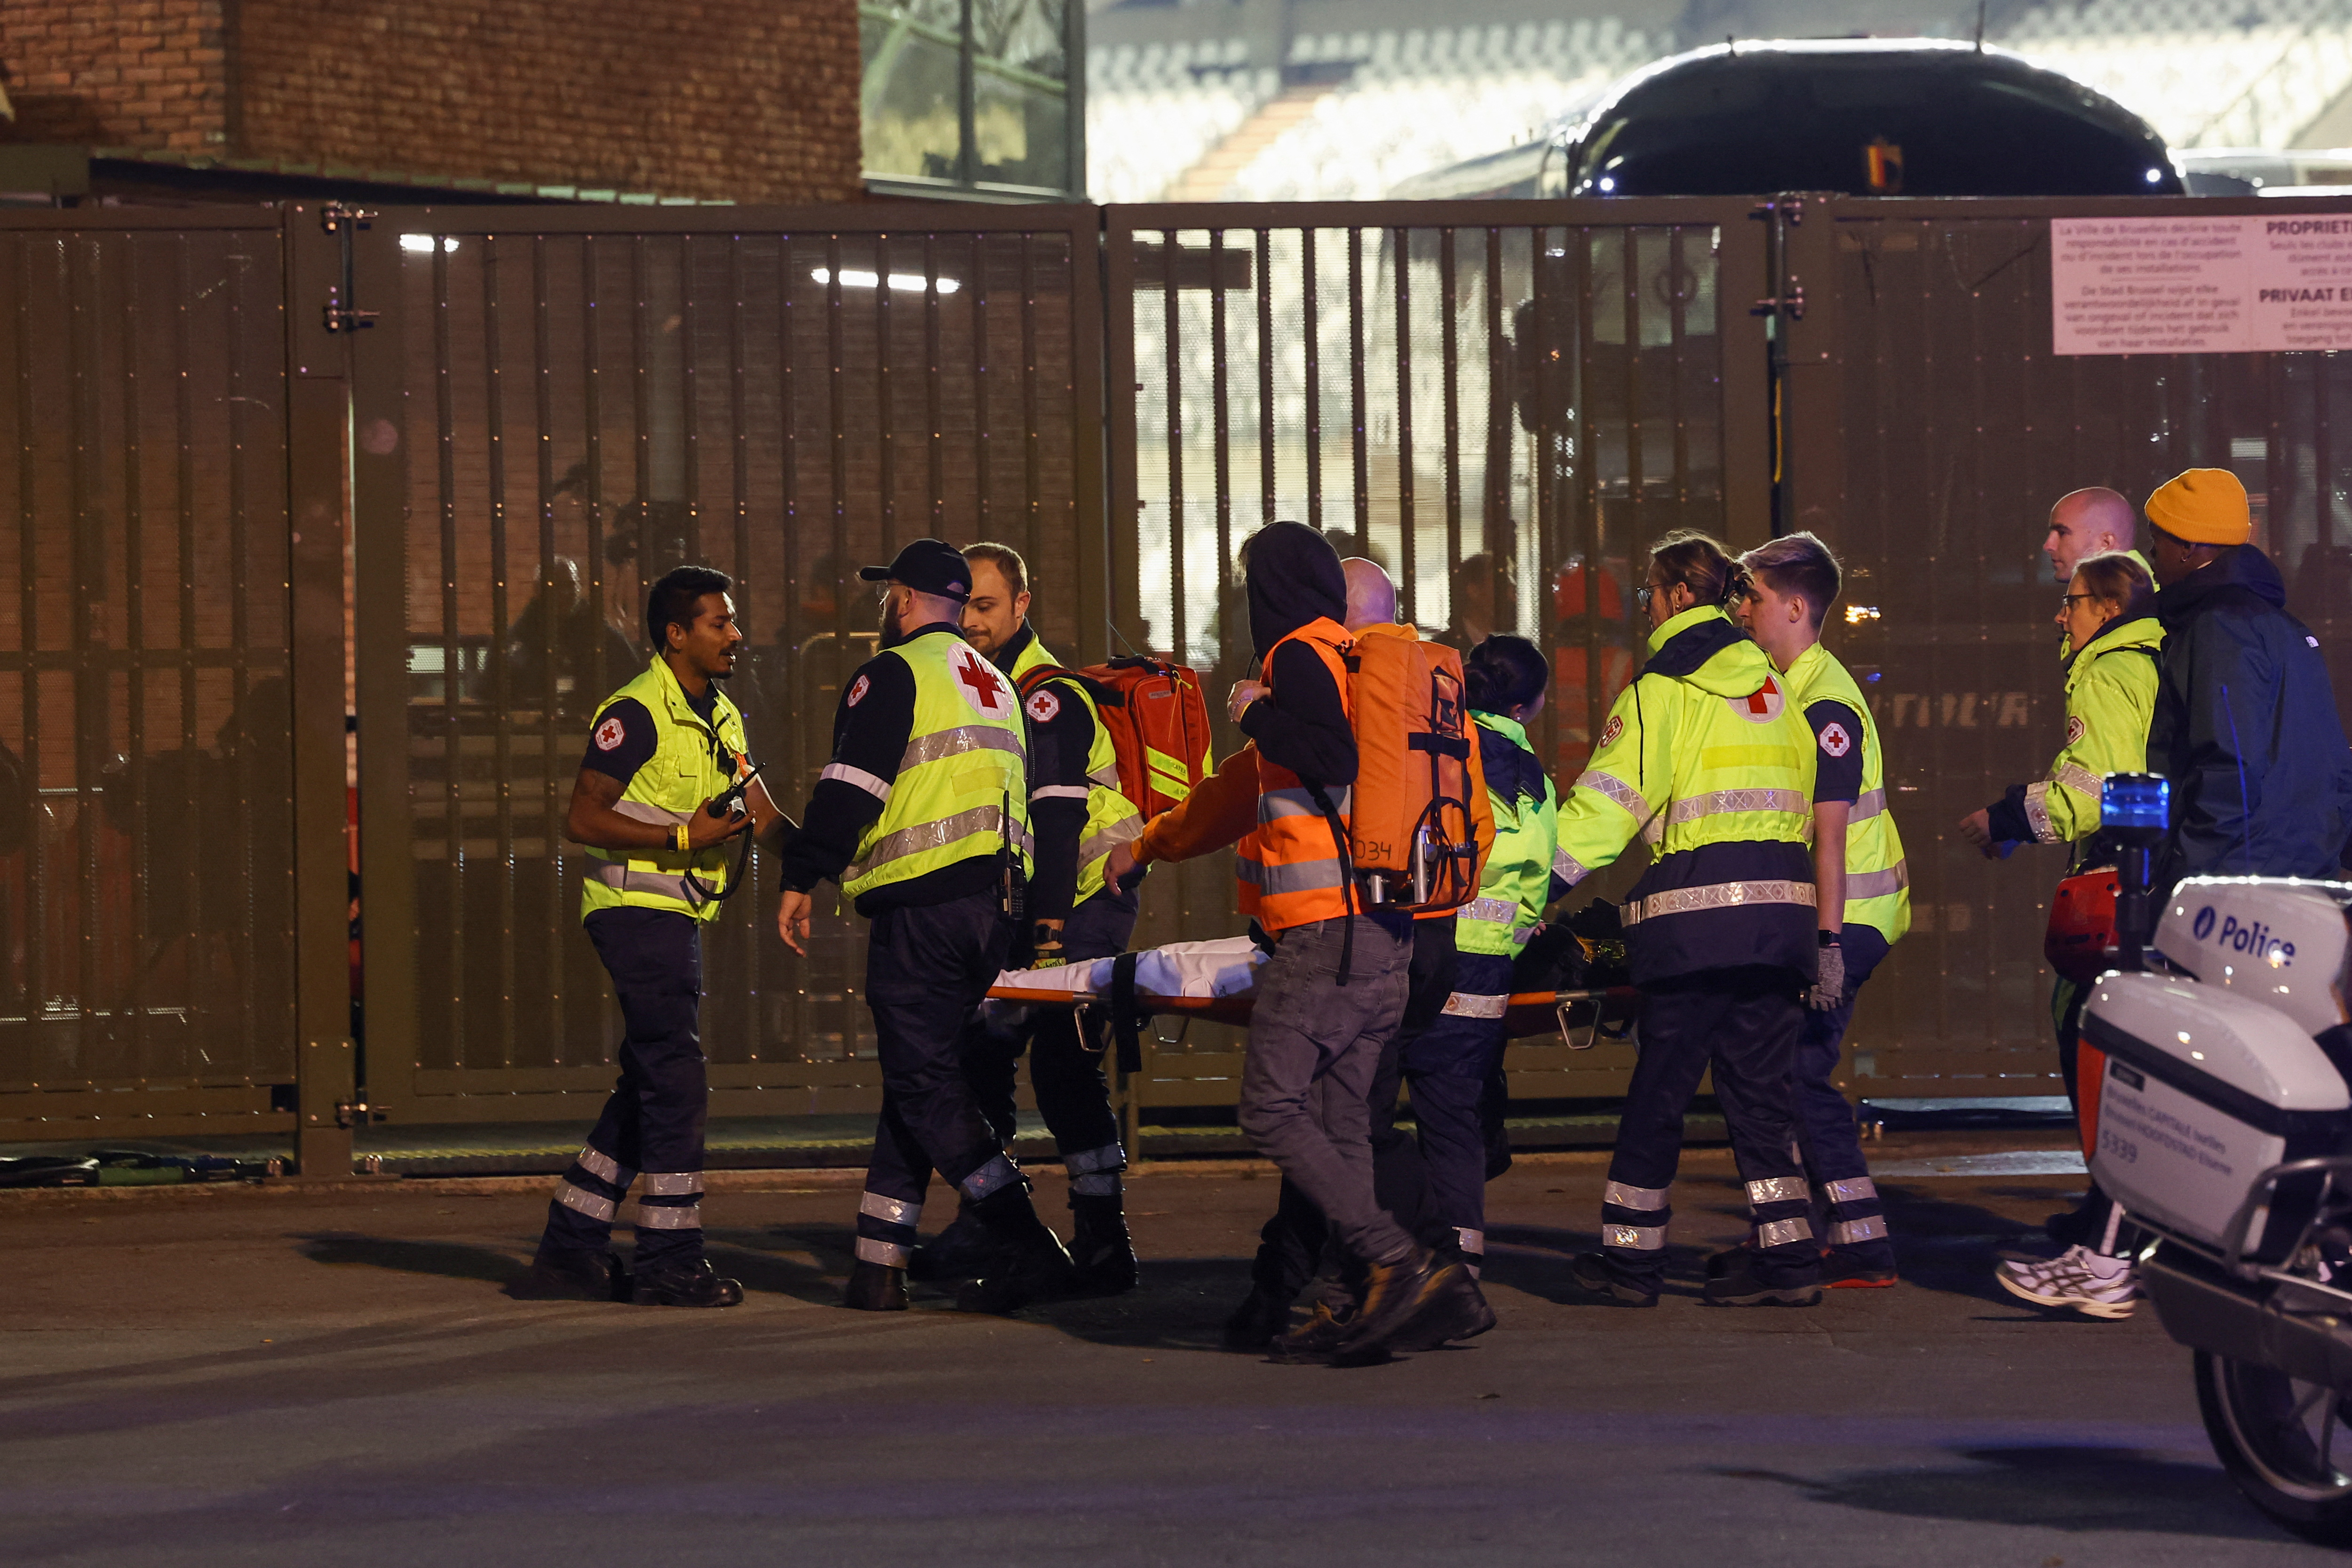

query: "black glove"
xmin=1809 ymin=939 xmax=1845 ymax=1011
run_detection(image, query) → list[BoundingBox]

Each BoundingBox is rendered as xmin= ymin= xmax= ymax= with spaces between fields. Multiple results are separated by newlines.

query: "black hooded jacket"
xmin=1237 ymin=522 xmax=1357 ymax=785
xmin=2149 ymin=543 xmax=2352 ymax=890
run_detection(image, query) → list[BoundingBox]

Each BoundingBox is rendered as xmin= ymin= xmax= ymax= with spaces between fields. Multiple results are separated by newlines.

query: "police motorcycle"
xmin=2075 ymin=774 xmax=2352 ymax=1542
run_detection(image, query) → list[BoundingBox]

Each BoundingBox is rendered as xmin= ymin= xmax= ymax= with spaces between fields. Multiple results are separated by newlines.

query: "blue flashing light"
xmin=2103 ymin=772 xmax=2170 ymax=831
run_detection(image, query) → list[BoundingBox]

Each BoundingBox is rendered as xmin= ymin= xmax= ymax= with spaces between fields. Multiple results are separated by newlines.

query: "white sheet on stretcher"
xmin=990 ymin=935 xmax=1265 ymax=1002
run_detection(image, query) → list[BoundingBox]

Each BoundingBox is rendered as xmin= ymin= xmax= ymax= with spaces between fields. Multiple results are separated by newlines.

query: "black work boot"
xmin=1222 ymin=1285 xmax=1294 ymax=1350
xmin=954 ymin=1185 xmax=1076 ymax=1314
xmin=1333 ymin=1246 xmax=1464 ymax=1364
xmin=507 ymin=1249 xmax=628 ymax=1303
xmin=1069 ymin=1194 xmax=1140 ymax=1296
xmin=908 ymin=1206 xmax=1005 ymax=1284
xmin=631 ymin=1256 xmax=744 ymax=1308
xmin=1271 ymin=1300 xmax=1356 ymax=1363
xmin=1395 ymin=1273 xmax=1497 ymax=1351
xmin=842 ymin=1258 xmax=909 ymax=1312
xmin=1569 ymin=1251 xmax=1658 ymax=1308
xmin=1701 ymin=1247 xmax=1821 ymax=1307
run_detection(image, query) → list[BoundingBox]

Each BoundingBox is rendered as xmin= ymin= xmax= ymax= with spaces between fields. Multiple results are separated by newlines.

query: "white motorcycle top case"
xmin=2084 ymin=964 xmax=2351 ymax=1262
xmin=2152 ymin=876 xmax=2352 ymax=1037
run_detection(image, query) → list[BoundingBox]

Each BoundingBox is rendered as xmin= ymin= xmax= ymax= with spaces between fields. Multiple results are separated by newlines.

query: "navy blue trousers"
xmin=1790 ymin=924 xmax=1895 ymax=1270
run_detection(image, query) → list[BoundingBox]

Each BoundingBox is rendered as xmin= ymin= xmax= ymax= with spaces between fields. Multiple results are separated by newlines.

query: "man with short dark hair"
xmin=2142 ymin=468 xmax=2352 ymax=891
xmin=512 ymin=565 xmax=782 ymax=1309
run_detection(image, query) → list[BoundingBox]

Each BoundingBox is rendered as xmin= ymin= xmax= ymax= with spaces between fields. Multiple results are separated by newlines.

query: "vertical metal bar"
xmin=482 ymin=235 xmax=516 ymax=1070
xmin=119 ymin=236 xmax=151 ymax=1075
xmin=171 ymin=236 xmax=202 ymax=1040
xmin=1103 ymin=212 xmax=1146 ymax=657
xmin=1255 ymin=228 xmax=1275 ymax=523
xmin=226 ymin=231 xmax=258 ymax=1063
xmin=1067 ymin=211 xmax=1111 ymax=667
xmin=1303 ymin=226 xmax=1321 ymax=528
xmin=1208 ymin=229 xmax=1232 ymax=649
xmin=581 ymin=237 xmax=614 ymax=704
xmin=727 ymin=232 xmax=759 ymax=1053
xmin=1439 ymin=228 xmax=1462 ymax=597
xmin=877 ymin=231 xmax=897 ymax=557
xmin=1392 ymin=225 xmax=1415 ymax=621
xmin=1021 ymin=229 xmax=1044 ymax=571
xmin=434 ymin=229 xmax=465 ymax=1072
xmin=1482 ymin=227 xmax=1505 ymax=559
xmin=923 ymin=231 xmax=945 ymax=537
xmin=1160 ymin=228 xmax=1184 ymax=661
xmin=1347 ymin=225 xmax=1368 ymax=544
xmin=531 ymin=234 xmax=564 ymax=1060
xmin=1667 ymin=227 xmax=1691 ymax=510
xmin=1531 ymin=227 xmax=1558 ymax=650
xmin=66 ymin=234 xmax=98 ymax=1046
xmin=631 ymin=237 xmax=654 ymax=579
xmin=778 ymin=229 xmax=805 ymax=1060
xmin=824 ymin=233 xmax=854 ymax=1061
xmin=680 ymin=234 xmax=703 ymax=568
xmin=1619 ymin=227 xmax=1645 ymax=549
xmin=970 ymin=230 xmax=993 ymax=542
xmin=12 ymin=237 xmax=42 ymax=1030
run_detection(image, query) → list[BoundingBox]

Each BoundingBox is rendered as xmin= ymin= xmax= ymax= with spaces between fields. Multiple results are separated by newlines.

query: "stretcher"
xmin=985 ymin=936 xmax=1636 ymax=1050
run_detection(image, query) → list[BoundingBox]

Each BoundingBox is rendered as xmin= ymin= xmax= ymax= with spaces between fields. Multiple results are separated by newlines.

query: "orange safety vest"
xmin=1237 ymin=618 xmax=1356 ymax=933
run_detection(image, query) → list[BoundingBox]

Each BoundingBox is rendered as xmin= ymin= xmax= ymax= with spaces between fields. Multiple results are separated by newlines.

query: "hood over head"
xmin=1243 ymin=521 xmax=1347 ymax=657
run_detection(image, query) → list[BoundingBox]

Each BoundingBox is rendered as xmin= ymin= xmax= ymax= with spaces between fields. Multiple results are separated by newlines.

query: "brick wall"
xmin=0 ymin=1 xmax=231 ymax=151
xmin=1 ymin=1 xmax=863 ymax=203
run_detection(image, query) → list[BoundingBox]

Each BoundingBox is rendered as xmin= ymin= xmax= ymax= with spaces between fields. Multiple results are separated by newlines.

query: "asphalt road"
xmin=1 ymin=1137 xmax=2338 ymax=1567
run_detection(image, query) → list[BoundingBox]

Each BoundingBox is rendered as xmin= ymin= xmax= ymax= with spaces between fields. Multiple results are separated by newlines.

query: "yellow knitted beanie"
xmin=2144 ymin=468 xmax=2250 ymax=547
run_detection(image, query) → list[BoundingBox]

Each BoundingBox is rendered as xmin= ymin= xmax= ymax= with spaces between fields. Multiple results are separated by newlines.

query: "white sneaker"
xmin=1997 ymin=1245 xmax=2138 ymax=1320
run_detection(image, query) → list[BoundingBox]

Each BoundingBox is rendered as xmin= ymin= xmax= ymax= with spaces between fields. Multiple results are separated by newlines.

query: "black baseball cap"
xmin=859 ymin=538 xmax=971 ymax=602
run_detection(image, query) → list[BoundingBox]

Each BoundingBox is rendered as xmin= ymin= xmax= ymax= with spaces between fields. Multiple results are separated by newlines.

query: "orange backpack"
xmin=1014 ymin=655 xmax=1214 ymax=818
xmin=1340 ymin=629 xmax=1485 ymax=914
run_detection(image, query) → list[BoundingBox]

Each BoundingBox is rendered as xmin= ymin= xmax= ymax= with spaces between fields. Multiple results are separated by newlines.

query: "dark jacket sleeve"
xmin=2163 ymin=607 xmax=2274 ymax=882
xmin=1023 ymin=678 xmax=1097 ymax=927
xmin=1240 ymin=640 xmax=1357 ymax=785
xmin=777 ymin=655 xmax=916 ymax=892
xmin=1986 ymin=786 xmax=2034 ymax=846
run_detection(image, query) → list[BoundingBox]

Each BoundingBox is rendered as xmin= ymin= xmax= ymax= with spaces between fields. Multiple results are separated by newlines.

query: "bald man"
xmin=1343 ymin=555 xmax=1398 ymax=627
xmin=2044 ymin=488 xmax=2139 ymax=584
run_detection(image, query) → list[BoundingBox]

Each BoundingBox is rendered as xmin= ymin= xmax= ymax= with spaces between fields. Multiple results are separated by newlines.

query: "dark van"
xmin=1391 ymin=38 xmax=2181 ymax=199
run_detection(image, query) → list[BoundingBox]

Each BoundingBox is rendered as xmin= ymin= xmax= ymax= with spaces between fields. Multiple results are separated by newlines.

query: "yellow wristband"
xmin=674 ymin=823 xmax=691 ymax=853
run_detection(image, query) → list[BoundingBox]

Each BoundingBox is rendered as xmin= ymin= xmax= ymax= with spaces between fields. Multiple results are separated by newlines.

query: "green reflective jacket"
xmin=1457 ymin=712 xmax=1558 ymax=957
xmin=580 ymin=658 xmax=749 ymax=924
xmin=1009 ymin=635 xmax=1144 ymax=904
xmin=2032 ymin=613 xmax=2164 ymax=844
xmin=1784 ymin=641 xmax=1909 ymax=947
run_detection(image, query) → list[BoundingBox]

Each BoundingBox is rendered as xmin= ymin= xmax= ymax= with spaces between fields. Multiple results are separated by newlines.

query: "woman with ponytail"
xmin=1555 ymin=529 xmax=1825 ymax=1308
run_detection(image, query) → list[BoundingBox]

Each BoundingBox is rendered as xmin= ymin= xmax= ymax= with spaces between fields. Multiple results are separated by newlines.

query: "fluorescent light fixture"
xmin=399 ymin=235 xmax=460 ymax=254
xmin=811 ymin=267 xmax=960 ymax=294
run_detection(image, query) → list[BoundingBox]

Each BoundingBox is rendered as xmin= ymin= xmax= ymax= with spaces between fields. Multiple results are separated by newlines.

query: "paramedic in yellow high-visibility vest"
xmin=775 ymin=538 xmax=1073 ymax=1318
xmin=515 ymin=565 xmax=784 ymax=1311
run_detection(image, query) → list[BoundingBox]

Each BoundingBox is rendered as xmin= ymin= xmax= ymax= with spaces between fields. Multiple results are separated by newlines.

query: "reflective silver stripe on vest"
xmin=1261 ymin=785 xmax=1350 ymax=821
xmin=1079 ymin=816 xmax=1144 ymax=866
xmin=2023 ymin=780 xmax=2058 ymax=844
xmin=1747 ymin=1176 xmax=1809 ymax=1206
xmin=901 ymin=725 xmax=1025 ymax=771
xmin=1441 ymin=991 xmax=1510 ymax=1019
xmin=2052 ymin=761 xmax=2104 ymax=800
xmin=1235 ymin=853 xmax=1263 ymax=887
xmin=587 ymin=860 xmax=702 ymax=907
xmin=821 ymin=762 xmax=893 ymax=802
xmin=554 ymin=1179 xmax=616 ymax=1223
xmin=1462 ymin=897 xmax=1517 ymax=925
xmin=859 ymin=1191 xmax=922 ymax=1227
xmin=1622 ymin=880 xmax=1816 ymax=925
xmin=575 ymin=1145 xmax=634 ymax=1186
xmin=634 ymin=1202 xmax=701 ymax=1230
xmin=855 ymin=1236 xmax=912 ymax=1268
xmin=1555 ymin=847 xmax=1591 ymax=884
xmin=1574 ymin=768 xmax=1655 ymax=836
xmin=641 ymin=1171 xmax=705 ymax=1197
xmin=845 ymin=805 xmax=1034 ymax=883
xmin=1828 ymin=1216 xmax=1888 ymax=1245
xmin=1255 ymin=855 xmax=1348 ymax=897
xmin=1850 ymin=787 xmax=1888 ymax=823
xmin=959 ymin=1153 xmax=1020 ymax=1203
xmin=1754 ymin=1218 xmax=1813 ymax=1248
xmin=1603 ymin=1223 xmax=1666 ymax=1250
xmin=614 ymin=799 xmax=693 ymax=826
xmin=1031 ymin=784 xmax=1091 ymax=802
xmin=1846 ymin=862 xmax=1909 ymax=900
xmin=1088 ymin=763 xmax=1122 ymax=789
xmin=1456 ymin=1227 xmax=1486 ymax=1257
xmin=1064 ymin=1142 xmax=1126 ymax=1175
xmin=1604 ymin=1179 xmax=1669 ymax=1212
xmin=1824 ymin=1176 xmax=1878 ymax=1205
xmin=1667 ymin=788 xmax=1812 ymax=830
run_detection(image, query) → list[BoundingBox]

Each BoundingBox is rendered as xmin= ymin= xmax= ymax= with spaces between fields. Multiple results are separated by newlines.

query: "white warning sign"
xmin=2052 ymin=215 xmax=2352 ymax=355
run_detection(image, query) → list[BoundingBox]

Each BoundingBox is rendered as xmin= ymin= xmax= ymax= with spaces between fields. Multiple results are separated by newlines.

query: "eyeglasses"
xmin=1636 ymin=585 xmax=1657 ymax=611
xmin=2058 ymin=593 xmax=2099 ymax=610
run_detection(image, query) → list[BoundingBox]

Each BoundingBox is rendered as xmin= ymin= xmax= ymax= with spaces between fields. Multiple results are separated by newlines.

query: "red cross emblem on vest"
xmin=950 ymin=642 xmax=1011 ymax=717
xmin=1732 ymin=676 xmax=1785 ymax=724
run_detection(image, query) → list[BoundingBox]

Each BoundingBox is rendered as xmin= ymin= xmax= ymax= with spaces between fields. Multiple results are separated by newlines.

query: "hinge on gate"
xmin=335 ymin=1099 xmax=372 ymax=1129
xmin=1748 ymin=197 xmax=1804 ymax=225
xmin=321 ymin=202 xmax=379 ymax=334
xmin=1750 ymin=277 xmax=1806 ymax=320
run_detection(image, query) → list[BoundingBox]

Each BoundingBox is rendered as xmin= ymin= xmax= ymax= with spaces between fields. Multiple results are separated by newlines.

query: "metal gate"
xmin=0 ymin=207 xmax=352 ymax=1155
xmin=1773 ymin=193 xmax=2352 ymax=1096
xmin=351 ymin=204 xmax=1109 ymax=1127
xmin=1103 ymin=198 xmax=1768 ymax=1110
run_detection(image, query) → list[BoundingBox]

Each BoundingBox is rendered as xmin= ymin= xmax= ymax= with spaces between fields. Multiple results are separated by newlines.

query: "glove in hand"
xmin=1809 ymin=942 xmax=1846 ymax=1011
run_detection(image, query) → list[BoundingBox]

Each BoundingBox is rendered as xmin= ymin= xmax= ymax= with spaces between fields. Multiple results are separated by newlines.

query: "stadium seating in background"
xmin=1088 ymin=40 xmax=1277 ymax=204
